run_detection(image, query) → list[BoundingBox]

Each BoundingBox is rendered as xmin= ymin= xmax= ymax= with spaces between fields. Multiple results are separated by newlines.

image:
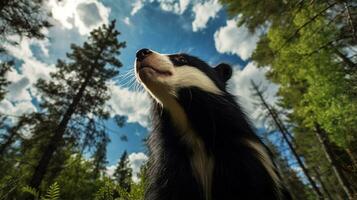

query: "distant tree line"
xmin=221 ymin=0 xmax=357 ymax=199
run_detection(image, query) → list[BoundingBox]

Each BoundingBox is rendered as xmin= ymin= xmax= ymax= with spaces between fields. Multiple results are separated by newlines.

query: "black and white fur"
xmin=134 ymin=49 xmax=291 ymax=200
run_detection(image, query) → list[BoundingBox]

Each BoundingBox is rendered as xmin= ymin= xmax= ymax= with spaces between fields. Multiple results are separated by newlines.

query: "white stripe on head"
xmin=136 ymin=52 xmax=223 ymax=108
xmin=169 ymin=66 xmax=222 ymax=95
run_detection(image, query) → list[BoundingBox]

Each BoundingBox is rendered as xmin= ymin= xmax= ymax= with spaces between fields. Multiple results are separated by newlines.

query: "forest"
xmin=0 ymin=0 xmax=356 ymax=199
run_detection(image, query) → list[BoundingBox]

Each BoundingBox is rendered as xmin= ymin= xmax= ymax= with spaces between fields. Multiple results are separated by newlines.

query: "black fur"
xmin=144 ymin=54 xmax=292 ymax=200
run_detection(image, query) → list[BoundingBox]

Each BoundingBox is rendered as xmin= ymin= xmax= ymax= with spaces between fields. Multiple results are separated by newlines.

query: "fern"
xmin=22 ymin=185 xmax=40 ymax=200
xmin=94 ymin=180 xmax=117 ymax=200
xmin=22 ymin=182 xmax=60 ymax=200
xmin=42 ymin=182 xmax=60 ymax=200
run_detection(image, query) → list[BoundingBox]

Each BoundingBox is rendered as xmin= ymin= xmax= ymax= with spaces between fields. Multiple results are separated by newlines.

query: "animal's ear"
xmin=214 ymin=63 xmax=232 ymax=82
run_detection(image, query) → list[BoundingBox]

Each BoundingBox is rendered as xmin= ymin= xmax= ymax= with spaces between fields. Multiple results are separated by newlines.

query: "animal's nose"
xmin=136 ymin=48 xmax=152 ymax=61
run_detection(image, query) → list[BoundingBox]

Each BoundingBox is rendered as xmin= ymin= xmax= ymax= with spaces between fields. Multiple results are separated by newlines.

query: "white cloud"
xmin=159 ymin=0 xmax=190 ymax=14
xmin=192 ymin=0 xmax=221 ymax=32
xmin=105 ymin=164 xmax=116 ymax=177
xmin=130 ymin=0 xmax=191 ymax=16
xmin=128 ymin=152 xmax=148 ymax=183
xmin=107 ymin=83 xmax=151 ymax=128
xmin=123 ymin=17 xmax=131 ymax=25
xmin=179 ymin=0 xmax=190 ymax=13
xmin=214 ymin=19 xmax=260 ymax=60
xmin=228 ymin=63 xmax=279 ymax=128
xmin=6 ymin=77 xmax=31 ymax=102
xmin=4 ymin=36 xmax=55 ymax=104
xmin=0 ymin=99 xmax=36 ymax=117
xmin=48 ymin=0 xmax=110 ymax=35
xmin=131 ymin=0 xmax=145 ymax=15
xmin=105 ymin=152 xmax=148 ymax=183
xmin=1 ymin=33 xmax=54 ymax=121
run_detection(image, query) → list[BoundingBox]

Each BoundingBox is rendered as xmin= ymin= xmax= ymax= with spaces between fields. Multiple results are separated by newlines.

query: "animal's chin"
xmin=137 ymin=66 xmax=172 ymax=83
xmin=140 ymin=65 xmax=172 ymax=76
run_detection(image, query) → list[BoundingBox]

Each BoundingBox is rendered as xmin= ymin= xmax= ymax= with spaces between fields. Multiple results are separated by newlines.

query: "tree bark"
xmin=344 ymin=2 xmax=356 ymax=42
xmin=313 ymin=167 xmax=333 ymax=200
xmin=313 ymin=123 xmax=355 ymax=199
xmin=251 ymin=81 xmax=324 ymax=199
xmin=334 ymin=48 xmax=356 ymax=69
xmin=345 ymin=147 xmax=357 ymax=170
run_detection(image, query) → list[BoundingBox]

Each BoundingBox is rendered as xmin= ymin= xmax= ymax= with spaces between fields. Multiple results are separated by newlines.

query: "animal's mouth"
xmin=139 ymin=64 xmax=172 ymax=76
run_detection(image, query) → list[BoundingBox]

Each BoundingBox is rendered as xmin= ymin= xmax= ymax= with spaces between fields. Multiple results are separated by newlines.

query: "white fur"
xmin=169 ymin=66 xmax=221 ymax=95
xmin=135 ymin=51 xmax=218 ymax=200
xmin=245 ymin=140 xmax=281 ymax=191
xmin=189 ymin=134 xmax=214 ymax=200
xmin=135 ymin=52 xmax=222 ymax=101
xmin=168 ymin=103 xmax=214 ymax=200
xmin=159 ymin=94 xmax=213 ymax=200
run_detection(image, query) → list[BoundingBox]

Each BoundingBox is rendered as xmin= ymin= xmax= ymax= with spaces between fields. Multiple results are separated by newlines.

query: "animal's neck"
xmin=153 ymin=90 xmax=280 ymax=199
xmin=158 ymin=96 xmax=214 ymax=200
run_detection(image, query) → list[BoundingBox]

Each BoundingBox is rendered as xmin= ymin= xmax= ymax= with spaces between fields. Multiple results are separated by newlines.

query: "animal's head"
xmin=135 ymin=48 xmax=232 ymax=105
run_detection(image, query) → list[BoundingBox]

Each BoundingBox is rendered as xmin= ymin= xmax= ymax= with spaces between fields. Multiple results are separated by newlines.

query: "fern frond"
xmin=22 ymin=185 xmax=40 ymax=200
xmin=41 ymin=182 xmax=60 ymax=200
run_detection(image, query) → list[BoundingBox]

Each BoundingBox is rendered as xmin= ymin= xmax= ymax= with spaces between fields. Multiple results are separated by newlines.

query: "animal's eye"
xmin=177 ymin=56 xmax=187 ymax=64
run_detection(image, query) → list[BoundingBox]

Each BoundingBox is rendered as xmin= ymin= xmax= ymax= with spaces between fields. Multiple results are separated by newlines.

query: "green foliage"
xmin=22 ymin=185 xmax=40 ymax=199
xmin=22 ymin=182 xmax=60 ymax=200
xmin=42 ymin=182 xmax=60 ymax=200
xmin=221 ymin=0 xmax=357 ymax=198
xmin=114 ymin=151 xmax=133 ymax=192
xmin=266 ymin=7 xmax=357 ymax=148
xmin=94 ymin=178 xmax=119 ymax=200
xmin=94 ymin=171 xmax=146 ymax=200
xmin=25 ymin=20 xmax=126 ymax=189
xmin=219 ymin=0 xmax=290 ymax=32
xmin=0 ymin=0 xmax=51 ymax=47
xmin=53 ymin=154 xmax=102 ymax=200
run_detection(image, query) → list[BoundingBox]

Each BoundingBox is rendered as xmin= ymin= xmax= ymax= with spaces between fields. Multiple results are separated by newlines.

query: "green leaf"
xmin=41 ymin=182 xmax=60 ymax=200
xmin=22 ymin=185 xmax=40 ymax=200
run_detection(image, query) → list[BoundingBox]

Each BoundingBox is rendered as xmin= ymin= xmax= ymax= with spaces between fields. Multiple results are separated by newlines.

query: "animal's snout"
xmin=136 ymin=48 xmax=152 ymax=62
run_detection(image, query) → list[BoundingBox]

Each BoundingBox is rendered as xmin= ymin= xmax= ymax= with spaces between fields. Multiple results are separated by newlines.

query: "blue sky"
xmin=0 ymin=0 xmax=280 ymax=180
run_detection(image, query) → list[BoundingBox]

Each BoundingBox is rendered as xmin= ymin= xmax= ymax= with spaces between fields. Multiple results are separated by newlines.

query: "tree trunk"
xmin=272 ymin=113 xmax=324 ymax=199
xmin=313 ymin=123 xmax=355 ymax=199
xmin=27 ymin=27 xmax=113 ymax=191
xmin=28 ymin=65 xmax=96 ymax=190
xmin=344 ymin=2 xmax=356 ymax=42
xmin=334 ymin=48 xmax=356 ymax=69
xmin=313 ymin=167 xmax=333 ymax=200
xmin=251 ymin=81 xmax=324 ymax=199
xmin=345 ymin=147 xmax=357 ymax=170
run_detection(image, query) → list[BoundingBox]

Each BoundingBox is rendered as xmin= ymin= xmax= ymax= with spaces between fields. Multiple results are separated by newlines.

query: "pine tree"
xmin=27 ymin=20 xmax=126 ymax=190
xmin=113 ymin=151 xmax=132 ymax=192
xmin=264 ymin=139 xmax=311 ymax=200
xmin=219 ymin=0 xmax=288 ymax=32
xmin=92 ymin=133 xmax=110 ymax=179
xmin=0 ymin=0 xmax=51 ymax=49
xmin=219 ymin=0 xmax=357 ymax=197
xmin=250 ymin=80 xmax=324 ymax=199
